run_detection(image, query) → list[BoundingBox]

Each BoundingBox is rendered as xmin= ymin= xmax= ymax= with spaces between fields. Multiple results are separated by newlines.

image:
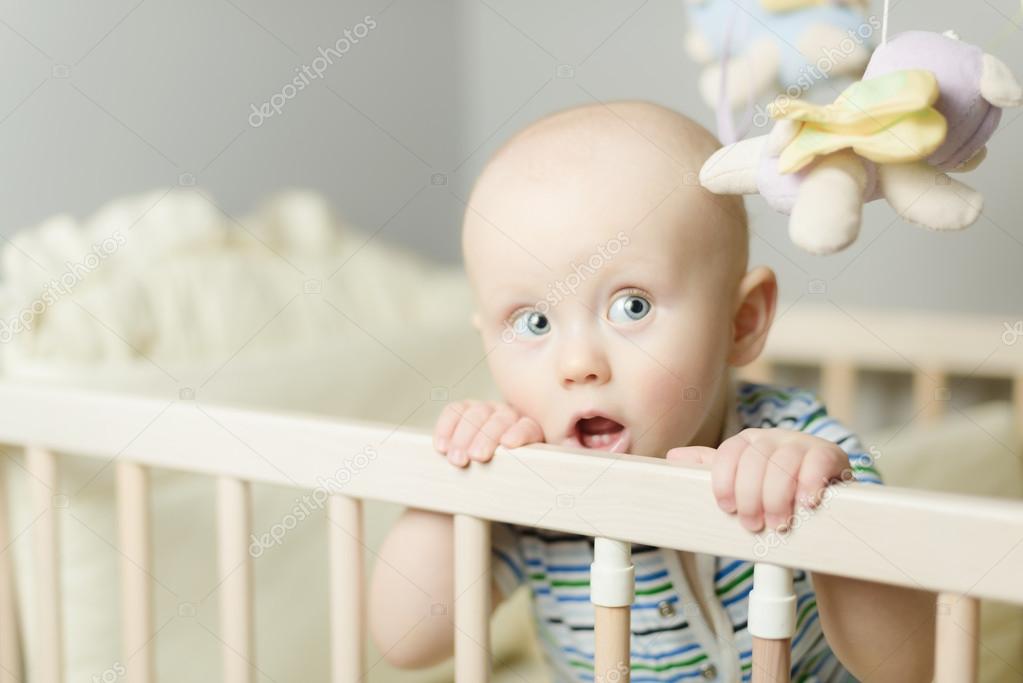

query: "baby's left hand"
xmin=666 ymin=428 xmax=851 ymax=533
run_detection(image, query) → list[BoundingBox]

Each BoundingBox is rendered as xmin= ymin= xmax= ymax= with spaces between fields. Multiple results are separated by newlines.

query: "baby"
xmin=369 ymin=102 xmax=934 ymax=682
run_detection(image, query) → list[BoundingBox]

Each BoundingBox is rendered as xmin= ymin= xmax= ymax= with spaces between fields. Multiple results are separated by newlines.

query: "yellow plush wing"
xmin=768 ymin=70 xmax=948 ymax=173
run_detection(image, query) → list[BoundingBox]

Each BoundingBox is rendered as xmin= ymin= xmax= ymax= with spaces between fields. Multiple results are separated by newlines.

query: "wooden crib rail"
xmin=1 ymin=381 xmax=1019 ymax=602
xmin=1 ymin=379 xmax=1022 ymax=682
xmin=758 ymin=305 xmax=1023 ymax=379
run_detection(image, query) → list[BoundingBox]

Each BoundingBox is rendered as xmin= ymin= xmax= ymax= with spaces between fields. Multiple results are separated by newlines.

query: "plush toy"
xmin=700 ymin=30 xmax=1023 ymax=255
xmin=684 ymin=0 xmax=873 ymax=111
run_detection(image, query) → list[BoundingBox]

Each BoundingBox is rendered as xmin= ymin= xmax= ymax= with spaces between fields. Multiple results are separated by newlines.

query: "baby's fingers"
xmin=665 ymin=446 xmax=716 ymax=467
xmin=434 ymin=401 xmax=468 ymax=453
xmin=467 ymin=408 xmax=518 ymax=463
xmin=447 ymin=403 xmax=494 ymax=467
xmin=796 ymin=446 xmax=847 ymax=509
xmin=711 ymin=433 xmax=749 ymax=514
xmin=734 ymin=445 xmax=769 ymax=532
xmin=499 ymin=417 xmax=544 ymax=449
xmin=762 ymin=447 xmax=803 ymax=532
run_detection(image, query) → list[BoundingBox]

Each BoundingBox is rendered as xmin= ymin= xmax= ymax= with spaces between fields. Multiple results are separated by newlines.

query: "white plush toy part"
xmin=700 ymin=30 xmax=1023 ymax=255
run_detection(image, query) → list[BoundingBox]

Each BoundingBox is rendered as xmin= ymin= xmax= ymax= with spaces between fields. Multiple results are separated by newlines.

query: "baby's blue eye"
xmin=511 ymin=309 xmax=551 ymax=337
xmin=608 ymin=293 xmax=651 ymax=323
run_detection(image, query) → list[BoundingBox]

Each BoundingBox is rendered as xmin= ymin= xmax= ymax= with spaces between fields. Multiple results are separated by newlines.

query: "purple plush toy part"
xmin=701 ymin=29 xmax=1022 ymax=255
xmin=865 ymin=31 xmax=1002 ymax=171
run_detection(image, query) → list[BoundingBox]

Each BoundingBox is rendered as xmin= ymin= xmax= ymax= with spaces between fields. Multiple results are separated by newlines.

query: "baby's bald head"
xmin=460 ymin=103 xmax=769 ymax=459
xmin=463 ymin=102 xmax=748 ymax=307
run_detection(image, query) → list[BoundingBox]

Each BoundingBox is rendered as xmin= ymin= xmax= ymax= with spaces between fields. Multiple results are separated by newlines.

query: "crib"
xmin=0 ymin=303 xmax=1021 ymax=683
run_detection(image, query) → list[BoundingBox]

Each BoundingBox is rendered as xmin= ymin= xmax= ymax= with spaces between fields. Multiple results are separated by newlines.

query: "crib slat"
xmin=454 ymin=514 xmax=490 ymax=682
xmin=328 ymin=495 xmax=364 ymax=682
xmin=821 ymin=361 xmax=857 ymax=424
xmin=749 ymin=564 xmax=795 ymax=683
xmin=934 ymin=593 xmax=980 ymax=683
xmin=592 ymin=538 xmax=633 ymax=683
xmin=0 ymin=458 xmax=22 ymax=683
xmin=594 ymin=606 xmax=630 ymax=682
xmin=117 ymin=462 xmax=154 ymax=683
xmin=1013 ymin=376 xmax=1022 ymax=442
xmin=217 ymin=477 xmax=255 ymax=683
xmin=27 ymin=446 xmax=61 ymax=683
xmin=913 ymin=368 xmax=948 ymax=422
xmin=752 ymin=636 xmax=790 ymax=683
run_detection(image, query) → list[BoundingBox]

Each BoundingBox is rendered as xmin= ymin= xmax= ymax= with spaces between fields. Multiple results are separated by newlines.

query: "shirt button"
xmin=657 ymin=600 xmax=675 ymax=617
xmin=700 ymin=662 xmax=717 ymax=679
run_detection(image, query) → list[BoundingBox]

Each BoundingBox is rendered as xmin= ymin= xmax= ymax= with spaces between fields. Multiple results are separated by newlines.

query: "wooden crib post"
xmin=216 ymin=477 xmax=255 ymax=683
xmin=328 ymin=494 xmax=365 ymax=682
xmin=933 ymin=593 xmax=980 ymax=683
xmin=749 ymin=563 xmax=795 ymax=683
xmin=821 ymin=361 xmax=857 ymax=425
xmin=116 ymin=461 xmax=154 ymax=683
xmin=27 ymin=446 xmax=62 ymax=683
xmin=1013 ymin=375 xmax=1023 ymax=443
xmin=0 ymin=456 xmax=21 ymax=683
xmin=591 ymin=538 xmax=634 ymax=683
xmin=454 ymin=514 xmax=491 ymax=682
xmin=912 ymin=368 xmax=948 ymax=422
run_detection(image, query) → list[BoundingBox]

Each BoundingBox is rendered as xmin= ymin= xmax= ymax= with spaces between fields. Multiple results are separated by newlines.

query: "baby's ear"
xmin=728 ymin=266 xmax=777 ymax=368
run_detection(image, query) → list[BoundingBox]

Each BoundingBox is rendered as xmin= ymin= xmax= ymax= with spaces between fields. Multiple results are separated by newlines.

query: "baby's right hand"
xmin=433 ymin=400 xmax=545 ymax=467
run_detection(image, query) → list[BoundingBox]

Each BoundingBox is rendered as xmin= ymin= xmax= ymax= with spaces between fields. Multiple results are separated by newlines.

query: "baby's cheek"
xmin=642 ymin=365 xmax=687 ymax=407
xmin=629 ymin=366 xmax=688 ymax=449
xmin=636 ymin=355 xmax=722 ymax=445
xmin=489 ymin=362 xmax=552 ymax=429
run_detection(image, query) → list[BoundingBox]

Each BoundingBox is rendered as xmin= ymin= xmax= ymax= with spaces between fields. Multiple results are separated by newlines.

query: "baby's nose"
xmin=559 ymin=348 xmax=611 ymax=387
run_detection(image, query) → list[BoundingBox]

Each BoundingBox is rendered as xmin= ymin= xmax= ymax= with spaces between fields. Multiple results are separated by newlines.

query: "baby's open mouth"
xmin=566 ymin=415 xmax=631 ymax=454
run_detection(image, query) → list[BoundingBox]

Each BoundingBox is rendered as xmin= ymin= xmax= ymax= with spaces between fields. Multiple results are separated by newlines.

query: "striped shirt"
xmin=491 ymin=379 xmax=883 ymax=683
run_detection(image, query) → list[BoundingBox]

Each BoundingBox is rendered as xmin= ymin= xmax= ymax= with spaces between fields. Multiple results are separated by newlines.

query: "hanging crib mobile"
xmin=698 ymin=1 xmax=1022 ymax=255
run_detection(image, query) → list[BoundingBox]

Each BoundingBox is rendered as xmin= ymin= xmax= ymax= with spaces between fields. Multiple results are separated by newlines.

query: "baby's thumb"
xmin=665 ymin=446 xmax=716 ymax=467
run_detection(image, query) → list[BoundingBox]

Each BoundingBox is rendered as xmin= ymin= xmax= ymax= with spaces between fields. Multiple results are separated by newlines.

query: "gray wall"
xmin=2 ymin=0 xmax=1021 ymax=314
xmin=0 ymin=0 xmax=467 ymax=263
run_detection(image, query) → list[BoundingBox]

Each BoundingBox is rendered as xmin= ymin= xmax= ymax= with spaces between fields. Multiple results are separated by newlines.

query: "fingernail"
xmin=467 ymin=447 xmax=480 ymax=461
xmin=435 ymin=437 xmax=448 ymax=451
xmin=449 ymin=449 xmax=466 ymax=466
xmin=741 ymin=516 xmax=763 ymax=532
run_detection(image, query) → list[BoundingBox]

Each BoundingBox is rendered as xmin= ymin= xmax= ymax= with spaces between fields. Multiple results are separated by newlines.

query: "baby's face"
xmin=464 ymin=105 xmax=747 ymax=459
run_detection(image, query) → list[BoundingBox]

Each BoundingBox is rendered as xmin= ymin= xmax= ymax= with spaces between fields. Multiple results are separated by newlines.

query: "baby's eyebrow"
xmin=482 ymin=290 xmax=534 ymax=315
